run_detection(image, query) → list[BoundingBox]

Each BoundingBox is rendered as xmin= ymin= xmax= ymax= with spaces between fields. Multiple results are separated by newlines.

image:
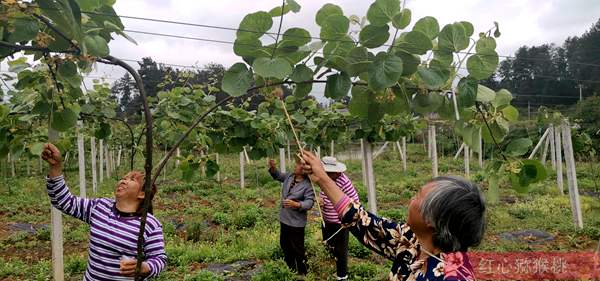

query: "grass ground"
xmin=1 ymin=143 xmax=599 ymax=280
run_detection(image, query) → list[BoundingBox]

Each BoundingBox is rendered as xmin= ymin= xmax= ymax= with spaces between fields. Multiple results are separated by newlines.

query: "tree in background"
xmin=483 ymin=18 xmax=599 ymax=109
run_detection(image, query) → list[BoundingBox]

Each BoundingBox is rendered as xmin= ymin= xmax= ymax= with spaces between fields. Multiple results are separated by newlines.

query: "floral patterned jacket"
xmin=340 ymin=201 xmax=475 ymax=281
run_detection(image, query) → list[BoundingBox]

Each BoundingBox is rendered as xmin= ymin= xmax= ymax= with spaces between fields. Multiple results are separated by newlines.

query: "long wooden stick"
xmin=280 ymin=99 xmax=325 ymax=227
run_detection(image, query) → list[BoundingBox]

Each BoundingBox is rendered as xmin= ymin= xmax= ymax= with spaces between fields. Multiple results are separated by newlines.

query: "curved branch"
xmin=0 ymin=41 xmax=78 ymax=54
xmin=103 ymin=55 xmax=154 ymax=281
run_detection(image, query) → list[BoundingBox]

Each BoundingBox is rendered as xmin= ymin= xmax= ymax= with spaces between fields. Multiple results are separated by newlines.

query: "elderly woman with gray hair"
xmin=301 ymin=151 xmax=485 ymax=281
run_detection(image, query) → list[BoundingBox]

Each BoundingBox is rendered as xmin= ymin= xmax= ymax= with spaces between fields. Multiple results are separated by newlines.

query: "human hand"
xmin=283 ymin=199 xmax=301 ymax=209
xmin=41 ymin=143 xmax=62 ymax=177
xmin=120 ymin=257 xmax=150 ymax=277
xmin=300 ymin=150 xmax=327 ymax=183
xmin=268 ymin=159 xmax=276 ymax=170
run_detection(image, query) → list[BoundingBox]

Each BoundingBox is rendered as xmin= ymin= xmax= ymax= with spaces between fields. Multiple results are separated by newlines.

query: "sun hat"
xmin=322 ymin=156 xmax=347 ymax=173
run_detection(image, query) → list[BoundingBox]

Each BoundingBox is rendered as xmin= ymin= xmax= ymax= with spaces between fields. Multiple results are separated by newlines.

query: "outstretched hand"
xmin=299 ymin=150 xmax=327 ymax=183
xmin=42 ymin=143 xmax=63 ymax=177
xmin=268 ymin=159 xmax=276 ymax=170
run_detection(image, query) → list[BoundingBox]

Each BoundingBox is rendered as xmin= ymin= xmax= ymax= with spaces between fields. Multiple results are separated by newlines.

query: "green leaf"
xmin=481 ymin=121 xmax=508 ymax=143
xmin=29 ymin=143 xmax=45 ymax=156
xmin=290 ymin=64 xmax=313 ymax=83
xmin=76 ymin=0 xmax=101 ymax=11
xmin=359 ymin=24 xmax=390 ymax=48
xmin=438 ymin=23 xmax=469 ymax=52
xmin=8 ymin=57 xmax=30 ymax=73
xmin=0 ymin=104 xmax=8 ymax=121
xmin=316 ymin=4 xmax=344 ymax=26
xmin=325 ymin=72 xmax=351 ymax=100
xmin=293 ymin=83 xmax=312 ymax=98
xmin=459 ymin=21 xmax=474 ymax=37
xmin=502 ymin=105 xmax=519 ymax=122
xmin=392 ymin=8 xmax=411 ymax=29
xmin=395 ymin=51 xmax=419 ymax=76
xmin=82 ymin=35 xmax=110 ymax=57
xmin=237 ymin=11 xmax=273 ymax=40
xmin=510 ymin=160 xmax=547 ymax=193
xmin=486 ymin=175 xmax=500 ymax=205
xmin=180 ymin=161 xmax=200 ymax=182
xmin=8 ymin=18 xmax=39 ymax=43
xmin=349 ymin=85 xmax=383 ymax=123
xmin=492 ymin=89 xmax=512 ymax=108
xmin=394 ymin=30 xmax=432 ymax=55
xmin=222 ymin=63 xmax=254 ymax=97
xmin=412 ymin=91 xmax=443 ymax=114
xmin=51 ymin=108 xmax=78 ymax=132
xmin=368 ymin=52 xmax=403 ymax=91
xmin=457 ymin=77 xmax=477 ymax=107
xmin=476 ymin=37 xmax=497 ymax=52
xmin=412 ymin=16 xmax=439 ymax=40
xmin=466 ymin=49 xmax=499 ymax=80
xmin=58 ymin=61 xmax=82 ymax=88
xmin=286 ymin=0 xmax=301 ymax=13
xmin=476 ymin=84 xmax=496 ymax=102
xmin=95 ymin=122 xmax=111 ymax=139
xmin=291 ymin=112 xmax=307 ymax=124
xmin=280 ymin=28 xmax=311 ymax=48
xmin=416 ymin=64 xmax=450 ymax=89
xmin=205 ymin=159 xmax=220 ymax=178
xmin=252 ymin=57 xmax=292 ymax=79
xmin=233 ymin=38 xmax=262 ymax=59
xmin=367 ymin=0 xmax=400 ymax=26
xmin=347 ymin=46 xmax=372 ymax=76
xmin=506 ymin=138 xmax=532 ymax=157
xmin=269 ymin=5 xmax=291 ymax=17
xmin=320 ymin=15 xmax=350 ymax=41
xmin=433 ymin=49 xmax=453 ymax=66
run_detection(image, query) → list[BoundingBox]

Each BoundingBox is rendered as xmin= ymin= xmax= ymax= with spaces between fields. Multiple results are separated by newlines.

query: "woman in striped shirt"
xmin=42 ymin=143 xmax=167 ymax=280
xmin=319 ymin=156 xmax=360 ymax=281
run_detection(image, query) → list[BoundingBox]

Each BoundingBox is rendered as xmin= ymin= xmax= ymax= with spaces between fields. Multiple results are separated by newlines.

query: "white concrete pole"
xmin=77 ymin=121 xmax=86 ymax=198
xmin=99 ymin=140 xmax=104 ymax=183
xmin=90 ymin=137 xmax=97 ymax=194
xmin=555 ymin=127 xmax=564 ymax=194
xmin=240 ymin=152 xmax=245 ymax=189
xmin=561 ymin=121 xmax=583 ymax=228
xmin=363 ymin=140 xmax=377 ymax=214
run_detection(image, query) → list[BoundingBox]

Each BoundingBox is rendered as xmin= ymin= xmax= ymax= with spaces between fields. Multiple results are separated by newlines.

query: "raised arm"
xmin=43 ymin=143 xmax=98 ymax=223
xmin=268 ymin=159 xmax=288 ymax=182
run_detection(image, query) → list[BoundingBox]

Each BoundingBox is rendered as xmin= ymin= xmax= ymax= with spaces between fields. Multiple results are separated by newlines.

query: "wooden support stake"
xmin=541 ymin=134 xmax=550 ymax=164
xmin=90 ymin=137 xmax=97 ymax=194
xmin=175 ymin=148 xmax=181 ymax=167
xmin=561 ymin=121 xmax=583 ymax=228
xmin=555 ymin=127 xmax=564 ymax=194
xmin=216 ymin=153 xmax=221 ymax=182
xmin=77 ymin=121 xmax=86 ymax=198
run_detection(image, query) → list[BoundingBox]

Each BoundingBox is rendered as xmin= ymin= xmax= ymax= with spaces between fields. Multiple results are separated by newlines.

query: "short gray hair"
xmin=420 ymin=176 xmax=486 ymax=252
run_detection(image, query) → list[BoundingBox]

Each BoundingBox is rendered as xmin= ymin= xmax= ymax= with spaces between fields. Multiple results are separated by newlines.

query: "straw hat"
xmin=322 ymin=156 xmax=347 ymax=173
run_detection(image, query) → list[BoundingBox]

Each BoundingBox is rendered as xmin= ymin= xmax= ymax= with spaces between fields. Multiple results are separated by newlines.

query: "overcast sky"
xmin=4 ymin=0 xmax=600 ymax=97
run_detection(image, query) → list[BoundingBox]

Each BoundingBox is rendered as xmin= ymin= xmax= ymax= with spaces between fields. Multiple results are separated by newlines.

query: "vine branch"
xmin=475 ymin=102 xmax=508 ymax=161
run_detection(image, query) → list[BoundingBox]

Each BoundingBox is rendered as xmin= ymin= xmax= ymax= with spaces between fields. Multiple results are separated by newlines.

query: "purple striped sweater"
xmin=47 ymin=175 xmax=167 ymax=280
xmin=320 ymin=173 xmax=360 ymax=224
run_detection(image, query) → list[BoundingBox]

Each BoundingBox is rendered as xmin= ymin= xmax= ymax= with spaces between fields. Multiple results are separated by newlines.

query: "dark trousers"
xmin=322 ymin=223 xmax=349 ymax=278
xmin=280 ymin=223 xmax=308 ymax=275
